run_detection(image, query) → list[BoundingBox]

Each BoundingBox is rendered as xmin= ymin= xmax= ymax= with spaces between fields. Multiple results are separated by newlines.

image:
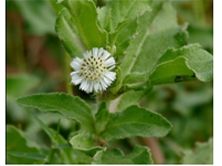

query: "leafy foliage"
xmin=101 ymin=105 xmax=172 ymax=140
xmin=17 ymin=93 xmax=94 ymax=131
xmin=55 ymin=0 xmax=107 ymax=56
xmin=6 ymin=125 xmax=46 ymax=164
xmin=150 ymin=44 xmax=213 ymax=84
xmin=120 ymin=1 xmax=182 ymax=86
xmin=93 ymin=146 xmax=153 ymax=164
xmin=55 ymin=8 xmax=84 ymax=57
xmin=35 ymin=117 xmax=92 ymax=164
xmin=7 ymin=0 xmax=213 ymax=164
xmin=95 ymin=102 xmax=111 ymax=134
xmin=116 ymin=90 xmax=144 ymax=112
xmin=69 ymin=131 xmax=97 ymax=150
xmin=182 ymin=138 xmax=213 ymax=164
xmin=97 ymin=0 xmax=151 ymax=33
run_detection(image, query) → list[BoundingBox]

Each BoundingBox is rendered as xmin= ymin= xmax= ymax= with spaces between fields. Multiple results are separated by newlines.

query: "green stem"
xmin=64 ymin=52 xmax=73 ymax=95
xmin=141 ymin=138 xmax=165 ymax=164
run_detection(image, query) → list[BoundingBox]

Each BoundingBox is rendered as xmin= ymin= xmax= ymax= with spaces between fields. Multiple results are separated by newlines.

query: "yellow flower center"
xmin=79 ymin=55 xmax=107 ymax=81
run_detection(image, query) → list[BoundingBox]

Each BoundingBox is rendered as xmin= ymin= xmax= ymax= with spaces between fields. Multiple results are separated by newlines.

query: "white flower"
xmin=70 ymin=48 xmax=116 ymax=93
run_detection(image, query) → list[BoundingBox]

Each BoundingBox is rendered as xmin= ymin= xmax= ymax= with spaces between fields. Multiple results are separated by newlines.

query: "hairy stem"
xmin=141 ymin=137 xmax=165 ymax=164
xmin=64 ymin=52 xmax=73 ymax=95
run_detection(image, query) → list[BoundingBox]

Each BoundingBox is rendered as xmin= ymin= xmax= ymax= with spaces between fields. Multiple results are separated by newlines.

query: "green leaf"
xmin=98 ymin=0 xmax=151 ymax=32
xmin=55 ymin=8 xmax=84 ymax=57
xmin=14 ymin=0 xmax=55 ymax=35
xmin=69 ymin=131 xmax=97 ymax=150
xmin=126 ymin=146 xmax=153 ymax=164
xmin=111 ymin=19 xmax=138 ymax=57
xmin=97 ymin=6 xmax=110 ymax=32
xmin=122 ymin=73 xmax=149 ymax=90
xmin=101 ymin=105 xmax=172 ymax=140
xmin=57 ymin=0 xmax=107 ymax=56
xmin=150 ymin=44 xmax=213 ymax=84
xmin=7 ymin=74 xmax=40 ymax=98
xmin=93 ymin=146 xmax=153 ymax=164
xmin=93 ymin=148 xmax=128 ymax=164
xmin=35 ymin=118 xmax=73 ymax=163
xmin=17 ymin=93 xmax=94 ymax=132
xmin=120 ymin=1 xmax=183 ymax=85
xmin=6 ymin=125 xmax=46 ymax=164
xmin=182 ymin=138 xmax=213 ymax=164
xmin=97 ymin=0 xmax=150 ymax=57
xmin=116 ymin=90 xmax=144 ymax=112
xmin=95 ymin=102 xmax=110 ymax=134
xmin=150 ymin=57 xmax=194 ymax=84
xmin=35 ymin=118 xmax=92 ymax=164
xmin=49 ymin=0 xmax=64 ymax=14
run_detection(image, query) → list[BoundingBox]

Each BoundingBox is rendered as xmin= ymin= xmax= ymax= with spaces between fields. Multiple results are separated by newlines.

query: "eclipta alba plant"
xmin=14 ymin=0 xmax=213 ymax=164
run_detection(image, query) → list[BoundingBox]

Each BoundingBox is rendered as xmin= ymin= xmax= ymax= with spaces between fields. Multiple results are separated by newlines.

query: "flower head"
xmin=70 ymin=48 xmax=116 ymax=93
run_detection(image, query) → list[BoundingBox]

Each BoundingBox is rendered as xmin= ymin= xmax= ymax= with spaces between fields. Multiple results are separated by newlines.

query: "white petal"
xmin=71 ymin=72 xmax=83 ymax=85
xmin=82 ymin=80 xmax=93 ymax=93
xmin=70 ymin=71 xmax=80 ymax=77
xmin=75 ymin=57 xmax=82 ymax=63
xmin=72 ymin=78 xmax=82 ymax=85
xmin=108 ymin=65 xmax=115 ymax=70
xmin=102 ymin=76 xmax=111 ymax=86
xmin=92 ymin=48 xmax=98 ymax=56
xmin=70 ymin=61 xmax=81 ymax=70
xmin=70 ymin=58 xmax=82 ymax=70
xmin=104 ymin=57 xmax=115 ymax=67
xmin=104 ymin=71 xmax=116 ymax=81
xmin=94 ymin=82 xmax=100 ymax=92
xmin=88 ymin=81 xmax=94 ymax=93
xmin=98 ymin=82 xmax=103 ymax=91
xmin=86 ymin=81 xmax=91 ymax=92
xmin=80 ymin=80 xmax=88 ymax=91
xmin=100 ymin=79 xmax=108 ymax=90
xmin=98 ymin=48 xmax=104 ymax=56
xmin=79 ymin=81 xmax=85 ymax=90
xmin=101 ymin=50 xmax=110 ymax=60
